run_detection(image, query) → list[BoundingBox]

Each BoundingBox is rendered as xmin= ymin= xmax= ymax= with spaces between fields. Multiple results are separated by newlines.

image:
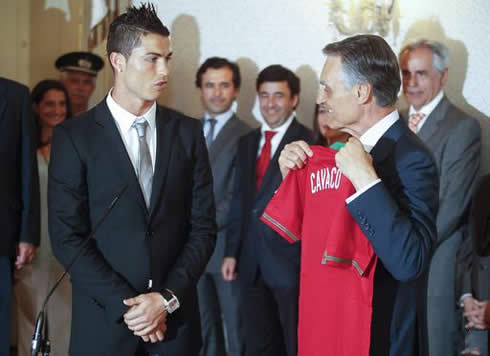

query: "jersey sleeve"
xmin=261 ymin=167 xmax=306 ymax=243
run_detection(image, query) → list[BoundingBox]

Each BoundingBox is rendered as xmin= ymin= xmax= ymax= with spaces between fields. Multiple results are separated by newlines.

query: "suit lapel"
xmin=371 ymin=119 xmax=405 ymax=167
xmin=148 ymin=106 xmax=175 ymax=217
xmin=94 ymin=100 xmax=147 ymax=211
xmin=417 ymin=96 xmax=449 ymax=143
xmin=246 ymin=129 xmax=261 ymax=193
xmin=208 ymin=115 xmax=239 ymax=161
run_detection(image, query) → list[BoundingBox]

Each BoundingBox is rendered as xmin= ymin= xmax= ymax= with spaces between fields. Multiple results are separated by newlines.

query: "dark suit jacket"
xmin=456 ymin=175 xmax=490 ymax=300
xmin=48 ymin=100 xmax=216 ymax=355
xmin=225 ymin=118 xmax=312 ymax=288
xmin=0 ymin=78 xmax=39 ymax=257
xmin=204 ymin=115 xmax=251 ymax=273
xmin=347 ymin=118 xmax=439 ymax=356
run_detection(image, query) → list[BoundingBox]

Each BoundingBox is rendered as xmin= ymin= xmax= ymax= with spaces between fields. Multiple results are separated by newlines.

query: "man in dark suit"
xmin=222 ymin=65 xmax=312 ymax=356
xmin=195 ymin=57 xmax=249 ymax=356
xmin=0 ymin=77 xmax=40 ymax=356
xmin=48 ymin=4 xmax=216 ymax=356
xmin=458 ymin=175 xmax=490 ymax=355
xmin=278 ymin=35 xmax=439 ymax=356
xmin=399 ymin=39 xmax=481 ymax=356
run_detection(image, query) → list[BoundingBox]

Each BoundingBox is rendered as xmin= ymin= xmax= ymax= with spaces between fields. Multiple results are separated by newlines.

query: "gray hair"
xmin=323 ymin=34 xmax=401 ymax=108
xmin=400 ymin=39 xmax=450 ymax=73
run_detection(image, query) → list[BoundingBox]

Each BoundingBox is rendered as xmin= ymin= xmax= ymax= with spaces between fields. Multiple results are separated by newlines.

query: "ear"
xmin=109 ymin=52 xmax=126 ymax=73
xmin=354 ymin=83 xmax=371 ymax=105
xmin=291 ymin=94 xmax=299 ymax=109
xmin=440 ymin=68 xmax=449 ymax=87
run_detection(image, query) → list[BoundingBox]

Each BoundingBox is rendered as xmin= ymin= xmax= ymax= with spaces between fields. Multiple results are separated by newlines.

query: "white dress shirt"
xmin=346 ymin=110 xmax=400 ymax=203
xmin=203 ymin=108 xmax=234 ymax=141
xmin=106 ymin=90 xmax=157 ymax=174
xmin=408 ymin=90 xmax=444 ymax=132
xmin=257 ymin=113 xmax=295 ymax=158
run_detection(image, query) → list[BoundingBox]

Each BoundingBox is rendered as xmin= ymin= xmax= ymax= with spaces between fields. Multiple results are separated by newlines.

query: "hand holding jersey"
xmin=278 ymin=140 xmax=313 ymax=179
xmin=334 ymin=137 xmax=378 ymax=191
xmin=278 ymin=137 xmax=378 ymax=193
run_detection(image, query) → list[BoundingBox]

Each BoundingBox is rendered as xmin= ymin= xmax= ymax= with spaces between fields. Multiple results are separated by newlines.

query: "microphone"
xmin=31 ymin=310 xmax=44 ymax=356
xmin=30 ymin=185 xmax=128 ymax=356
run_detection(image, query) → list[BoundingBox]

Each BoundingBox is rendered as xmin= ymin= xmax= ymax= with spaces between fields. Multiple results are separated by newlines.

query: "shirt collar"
xmin=409 ymin=90 xmax=444 ymax=117
xmin=359 ymin=110 xmax=399 ymax=153
xmin=106 ymin=89 xmax=157 ymax=133
xmin=204 ymin=107 xmax=234 ymax=123
xmin=261 ymin=112 xmax=295 ymax=136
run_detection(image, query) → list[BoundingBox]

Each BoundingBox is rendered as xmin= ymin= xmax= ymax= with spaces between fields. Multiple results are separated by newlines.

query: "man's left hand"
xmin=464 ymin=300 xmax=489 ymax=330
xmin=123 ymin=292 xmax=168 ymax=338
xmin=15 ymin=242 xmax=37 ymax=270
xmin=335 ymin=137 xmax=378 ymax=191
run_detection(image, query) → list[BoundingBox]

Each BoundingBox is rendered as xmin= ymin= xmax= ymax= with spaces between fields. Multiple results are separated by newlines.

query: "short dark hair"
xmin=256 ymin=65 xmax=300 ymax=97
xmin=31 ymin=79 xmax=72 ymax=146
xmin=323 ymin=34 xmax=400 ymax=107
xmin=107 ymin=3 xmax=169 ymax=68
xmin=195 ymin=57 xmax=241 ymax=89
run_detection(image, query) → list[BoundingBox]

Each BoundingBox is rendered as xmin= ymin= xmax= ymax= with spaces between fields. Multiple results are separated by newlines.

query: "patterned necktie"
xmin=408 ymin=113 xmax=425 ymax=134
xmin=205 ymin=118 xmax=217 ymax=148
xmin=133 ymin=118 xmax=153 ymax=208
xmin=256 ymin=131 xmax=276 ymax=189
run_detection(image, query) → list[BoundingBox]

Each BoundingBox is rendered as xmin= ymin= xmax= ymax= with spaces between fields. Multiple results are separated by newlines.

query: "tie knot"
xmin=207 ymin=118 xmax=217 ymax=128
xmin=133 ymin=118 xmax=149 ymax=138
xmin=408 ymin=113 xmax=425 ymax=133
xmin=409 ymin=113 xmax=425 ymax=125
xmin=265 ymin=131 xmax=276 ymax=142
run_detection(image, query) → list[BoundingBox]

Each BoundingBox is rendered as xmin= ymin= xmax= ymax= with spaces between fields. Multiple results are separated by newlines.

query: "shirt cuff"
xmin=346 ymin=179 xmax=381 ymax=204
xmin=459 ymin=293 xmax=473 ymax=308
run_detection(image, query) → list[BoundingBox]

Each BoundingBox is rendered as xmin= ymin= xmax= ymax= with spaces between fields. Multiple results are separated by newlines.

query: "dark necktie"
xmin=256 ymin=130 xmax=276 ymax=189
xmin=205 ymin=118 xmax=217 ymax=148
xmin=132 ymin=118 xmax=153 ymax=208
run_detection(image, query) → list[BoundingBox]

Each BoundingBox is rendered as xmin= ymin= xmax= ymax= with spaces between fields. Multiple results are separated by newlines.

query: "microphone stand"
xmin=31 ymin=185 xmax=128 ymax=356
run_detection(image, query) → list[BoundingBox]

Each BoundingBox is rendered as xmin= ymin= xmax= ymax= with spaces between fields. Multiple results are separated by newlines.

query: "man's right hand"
xmin=141 ymin=319 xmax=167 ymax=343
xmin=222 ymin=257 xmax=237 ymax=281
xmin=278 ymin=141 xmax=313 ymax=179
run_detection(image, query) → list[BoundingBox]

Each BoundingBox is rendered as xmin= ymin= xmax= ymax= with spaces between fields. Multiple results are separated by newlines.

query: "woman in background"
xmin=12 ymin=80 xmax=72 ymax=356
xmin=312 ymin=104 xmax=350 ymax=147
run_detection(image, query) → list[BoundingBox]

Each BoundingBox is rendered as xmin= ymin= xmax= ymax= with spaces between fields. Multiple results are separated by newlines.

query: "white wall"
xmin=139 ymin=0 xmax=490 ymax=169
xmin=140 ymin=0 xmax=488 ymax=120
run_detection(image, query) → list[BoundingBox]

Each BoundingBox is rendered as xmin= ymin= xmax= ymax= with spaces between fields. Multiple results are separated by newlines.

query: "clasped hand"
xmin=123 ymin=292 xmax=168 ymax=343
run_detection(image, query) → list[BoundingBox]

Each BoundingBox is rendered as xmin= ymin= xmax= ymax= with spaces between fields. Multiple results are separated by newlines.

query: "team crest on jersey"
xmin=310 ymin=166 xmax=342 ymax=194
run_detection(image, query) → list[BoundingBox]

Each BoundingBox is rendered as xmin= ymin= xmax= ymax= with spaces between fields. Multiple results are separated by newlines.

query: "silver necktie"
xmin=133 ymin=118 xmax=153 ymax=208
xmin=205 ymin=118 xmax=217 ymax=148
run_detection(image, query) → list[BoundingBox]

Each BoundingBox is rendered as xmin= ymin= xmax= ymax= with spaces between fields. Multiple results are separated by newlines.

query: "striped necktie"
xmin=408 ymin=113 xmax=425 ymax=134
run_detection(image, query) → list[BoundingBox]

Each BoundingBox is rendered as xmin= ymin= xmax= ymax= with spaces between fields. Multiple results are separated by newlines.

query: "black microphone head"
xmin=31 ymin=310 xmax=45 ymax=356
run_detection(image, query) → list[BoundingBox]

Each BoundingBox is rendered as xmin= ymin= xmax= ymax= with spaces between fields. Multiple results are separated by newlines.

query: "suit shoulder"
xmin=158 ymin=105 xmax=202 ymax=131
xmin=292 ymin=120 xmax=314 ymax=142
xmin=441 ymin=99 xmax=480 ymax=130
xmin=0 ymin=77 xmax=29 ymax=94
xmin=232 ymin=115 xmax=253 ymax=136
xmin=396 ymin=132 xmax=437 ymax=170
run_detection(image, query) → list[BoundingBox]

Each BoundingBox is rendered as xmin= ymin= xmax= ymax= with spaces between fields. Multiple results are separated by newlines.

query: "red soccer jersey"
xmin=261 ymin=146 xmax=378 ymax=356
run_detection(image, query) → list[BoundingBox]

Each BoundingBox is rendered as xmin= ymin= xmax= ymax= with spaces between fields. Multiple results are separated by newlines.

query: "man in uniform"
xmin=55 ymin=51 xmax=104 ymax=116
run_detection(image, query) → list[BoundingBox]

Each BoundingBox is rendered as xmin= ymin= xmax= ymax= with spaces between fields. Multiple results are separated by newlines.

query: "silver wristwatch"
xmin=162 ymin=289 xmax=180 ymax=314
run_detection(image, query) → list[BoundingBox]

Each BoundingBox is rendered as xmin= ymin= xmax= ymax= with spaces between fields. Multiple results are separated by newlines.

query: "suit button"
xmin=146 ymin=230 xmax=153 ymax=238
xmin=253 ymin=209 xmax=258 ymax=215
